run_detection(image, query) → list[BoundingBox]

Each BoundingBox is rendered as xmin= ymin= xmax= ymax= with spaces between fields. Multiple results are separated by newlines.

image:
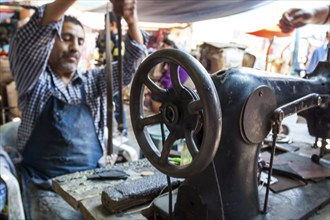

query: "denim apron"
xmin=21 ymin=86 xmax=103 ymax=188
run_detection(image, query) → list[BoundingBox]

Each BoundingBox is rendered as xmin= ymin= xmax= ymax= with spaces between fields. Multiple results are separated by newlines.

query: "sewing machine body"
xmin=174 ymin=62 xmax=330 ymax=219
xmin=130 ymin=49 xmax=330 ymax=219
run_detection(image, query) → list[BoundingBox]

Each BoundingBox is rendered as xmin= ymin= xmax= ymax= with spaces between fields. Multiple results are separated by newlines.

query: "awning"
xmin=87 ymin=0 xmax=274 ymax=23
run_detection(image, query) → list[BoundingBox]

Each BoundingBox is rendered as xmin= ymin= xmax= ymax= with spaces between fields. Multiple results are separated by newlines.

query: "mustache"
xmin=63 ymin=52 xmax=79 ymax=59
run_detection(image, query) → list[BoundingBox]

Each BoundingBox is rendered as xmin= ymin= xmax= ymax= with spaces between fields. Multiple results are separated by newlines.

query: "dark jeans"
xmin=21 ymin=178 xmax=83 ymax=220
xmin=114 ymin=93 xmax=128 ymax=136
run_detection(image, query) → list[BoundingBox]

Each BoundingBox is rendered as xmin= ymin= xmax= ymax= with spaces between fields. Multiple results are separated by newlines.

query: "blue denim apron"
xmin=21 ymin=86 xmax=103 ymax=188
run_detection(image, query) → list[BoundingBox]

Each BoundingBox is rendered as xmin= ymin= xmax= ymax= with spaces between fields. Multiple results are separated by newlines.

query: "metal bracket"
xmin=262 ymin=93 xmax=330 ymax=213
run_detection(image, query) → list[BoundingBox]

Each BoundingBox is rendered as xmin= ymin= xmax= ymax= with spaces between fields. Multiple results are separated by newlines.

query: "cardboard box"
xmin=6 ymin=81 xmax=21 ymax=118
xmin=198 ymin=42 xmax=246 ymax=73
xmin=0 ymin=58 xmax=13 ymax=85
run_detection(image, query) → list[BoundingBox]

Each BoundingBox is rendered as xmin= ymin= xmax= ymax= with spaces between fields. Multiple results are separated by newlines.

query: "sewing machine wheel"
xmin=130 ymin=49 xmax=222 ymax=178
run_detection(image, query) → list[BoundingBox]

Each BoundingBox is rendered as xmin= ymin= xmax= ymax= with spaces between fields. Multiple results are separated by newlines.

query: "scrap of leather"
xmin=87 ymin=168 xmax=129 ymax=180
xmin=263 ymin=152 xmax=330 ymax=180
xmin=101 ymin=172 xmax=181 ymax=213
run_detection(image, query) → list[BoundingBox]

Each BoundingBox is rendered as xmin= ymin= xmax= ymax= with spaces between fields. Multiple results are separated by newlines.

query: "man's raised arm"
xmin=41 ymin=0 xmax=76 ymax=25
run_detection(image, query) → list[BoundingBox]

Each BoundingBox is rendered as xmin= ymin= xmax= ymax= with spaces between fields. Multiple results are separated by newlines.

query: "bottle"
xmin=180 ymin=143 xmax=192 ymax=166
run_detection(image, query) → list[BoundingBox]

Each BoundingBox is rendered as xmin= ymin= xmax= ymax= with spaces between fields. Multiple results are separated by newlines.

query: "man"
xmin=96 ymin=12 xmax=125 ymax=63
xmin=96 ymin=12 xmax=129 ymax=139
xmin=158 ymin=39 xmax=190 ymax=89
xmin=307 ymin=31 xmax=330 ymax=74
xmin=7 ymin=0 xmax=148 ymax=219
xmin=150 ymin=38 xmax=192 ymax=113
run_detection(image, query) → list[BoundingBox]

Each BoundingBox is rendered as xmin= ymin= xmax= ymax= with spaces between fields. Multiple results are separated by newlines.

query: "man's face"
xmin=48 ymin=22 xmax=85 ymax=77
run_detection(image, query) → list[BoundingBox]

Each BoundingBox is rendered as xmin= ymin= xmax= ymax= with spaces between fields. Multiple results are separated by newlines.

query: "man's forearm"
xmin=127 ymin=22 xmax=143 ymax=45
xmin=9 ymin=5 xmax=64 ymax=97
xmin=41 ymin=0 xmax=76 ymax=25
xmin=311 ymin=5 xmax=330 ymax=24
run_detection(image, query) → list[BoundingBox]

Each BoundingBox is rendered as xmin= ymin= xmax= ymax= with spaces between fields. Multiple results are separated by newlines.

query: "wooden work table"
xmin=52 ymin=152 xmax=330 ymax=220
xmin=52 ymin=159 xmax=167 ymax=220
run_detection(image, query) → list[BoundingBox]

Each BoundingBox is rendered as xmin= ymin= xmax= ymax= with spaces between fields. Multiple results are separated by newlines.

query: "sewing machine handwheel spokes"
xmin=130 ymin=49 xmax=222 ymax=178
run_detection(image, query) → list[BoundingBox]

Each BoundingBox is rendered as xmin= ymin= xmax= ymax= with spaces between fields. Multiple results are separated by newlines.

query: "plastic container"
xmin=0 ymin=178 xmax=6 ymax=213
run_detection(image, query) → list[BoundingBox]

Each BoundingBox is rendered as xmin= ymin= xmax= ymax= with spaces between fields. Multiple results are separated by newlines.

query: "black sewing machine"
xmin=129 ymin=49 xmax=330 ymax=219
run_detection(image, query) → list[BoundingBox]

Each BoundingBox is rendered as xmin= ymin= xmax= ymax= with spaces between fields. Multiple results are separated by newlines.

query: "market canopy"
xmin=84 ymin=0 xmax=274 ymax=23
xmin=1 ymin=0 xmax=275 ymax=29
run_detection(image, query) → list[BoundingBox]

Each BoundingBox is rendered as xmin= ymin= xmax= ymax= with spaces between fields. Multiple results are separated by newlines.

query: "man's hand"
xmin=112 ymin=0 xmax=137 ymax=26
xmin=279 ymin=8 xmax=313 ymax=33
xmin=279 ymin=6 xmax=330 ymax=33
xmin=112 ymin=0 xmax=143 ymax=44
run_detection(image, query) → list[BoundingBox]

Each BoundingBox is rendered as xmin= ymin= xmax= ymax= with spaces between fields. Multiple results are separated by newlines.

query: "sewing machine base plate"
xmin=152 ymin=179 xmax=330 ymax=220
